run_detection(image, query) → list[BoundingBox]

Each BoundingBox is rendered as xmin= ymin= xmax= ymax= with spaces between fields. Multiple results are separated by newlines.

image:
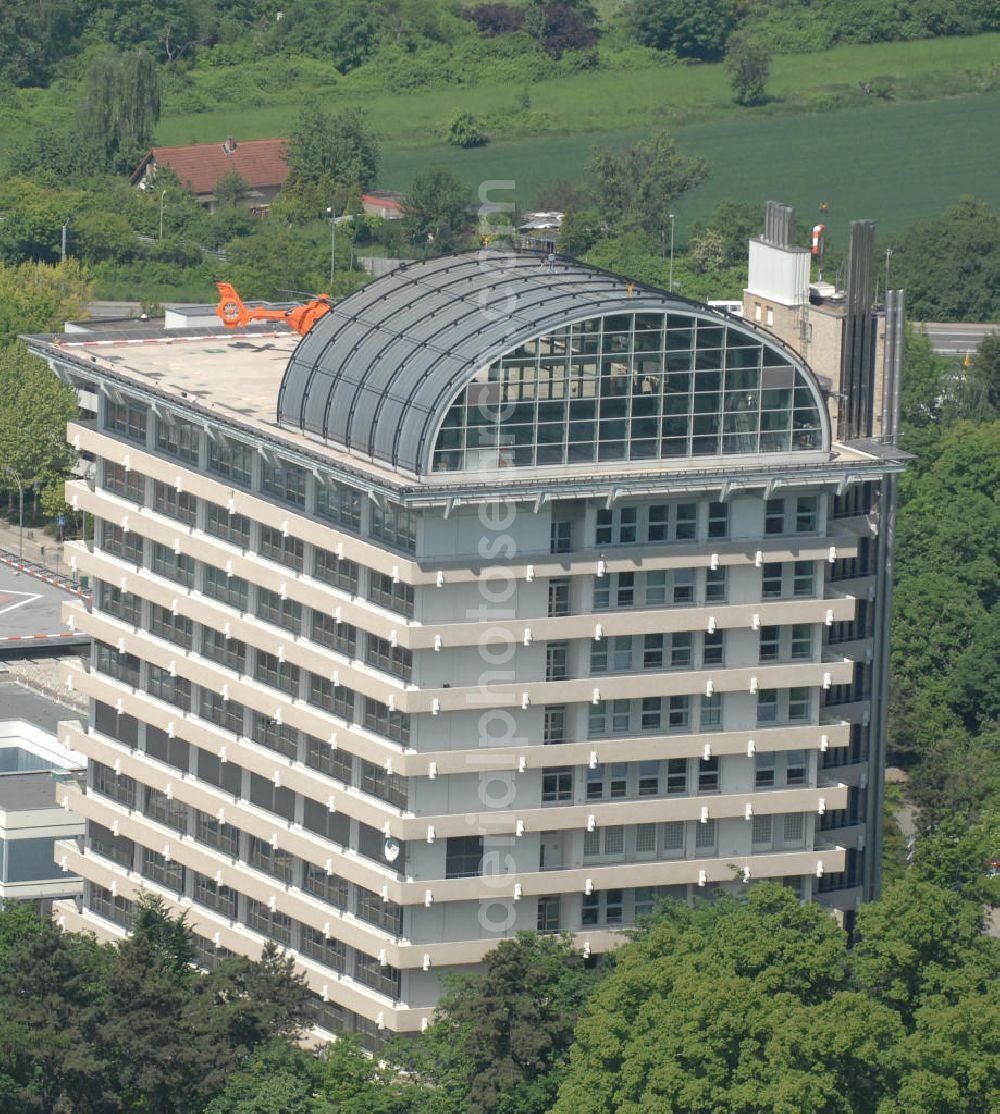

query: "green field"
xmin=142 ymin=32 xmax=1000 ymax=243
xmin=373 ymin=92 xmax=1000 ymax=244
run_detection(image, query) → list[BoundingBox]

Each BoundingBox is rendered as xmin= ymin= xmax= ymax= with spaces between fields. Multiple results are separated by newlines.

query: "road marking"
xmin=0 ymin=590 xmax=43 ymax=617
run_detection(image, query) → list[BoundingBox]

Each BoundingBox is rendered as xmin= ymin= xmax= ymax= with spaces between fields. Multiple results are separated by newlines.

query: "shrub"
xmin=447 ymin=110 xmax=488 ymax=148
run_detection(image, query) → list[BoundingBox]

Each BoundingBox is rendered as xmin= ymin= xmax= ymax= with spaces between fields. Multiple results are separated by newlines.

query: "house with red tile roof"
xmin=130 ymin=138 xmax=289 ymax=213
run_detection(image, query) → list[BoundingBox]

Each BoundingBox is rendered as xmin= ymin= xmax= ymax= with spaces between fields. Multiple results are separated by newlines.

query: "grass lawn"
xmin=375 ymin=91 xmax=1000 ymax=244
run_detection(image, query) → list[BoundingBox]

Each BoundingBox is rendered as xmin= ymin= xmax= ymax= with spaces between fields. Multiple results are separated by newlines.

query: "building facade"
xmin=27 ymin=250 xmax=903 ymax=1046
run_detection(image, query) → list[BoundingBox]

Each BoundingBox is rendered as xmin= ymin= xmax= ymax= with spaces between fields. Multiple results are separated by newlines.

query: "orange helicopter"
xmin=213 ymin=281 xmax=333 ymax=337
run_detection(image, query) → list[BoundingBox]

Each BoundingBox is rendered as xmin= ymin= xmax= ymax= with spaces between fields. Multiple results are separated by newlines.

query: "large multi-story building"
xmin=27 ymin=245 xmax=904 ymax=1047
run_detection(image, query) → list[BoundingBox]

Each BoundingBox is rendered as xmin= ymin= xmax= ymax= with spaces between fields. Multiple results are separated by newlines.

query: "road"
xmin=916 ymin=322 xmax=998 ymax=357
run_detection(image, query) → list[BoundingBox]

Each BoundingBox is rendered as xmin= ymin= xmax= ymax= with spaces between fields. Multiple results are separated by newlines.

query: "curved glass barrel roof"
xmin=277 ymin=252 xmax=829 ymax=477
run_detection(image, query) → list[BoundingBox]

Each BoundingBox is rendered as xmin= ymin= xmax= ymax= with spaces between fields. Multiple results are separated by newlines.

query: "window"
xmin=761 ymin=562 xmax=783 ymax=598
xmin=363 ymin=697 xmax=409 ymax=744
xmin=195 ymin=810 xmax=240 ymax=856
xmin=644 ymin=568 xmax=694 ymax=606
xmin=757 ymin=689 xmax=778 ymax=724
xmin=589 ymin=700 xmax=630 ymax=737
xmin=605 ymin=826 xmax=624 ymax=854
xmin=356 ymin=886 xmax=402 ymax=935
xmin=542 ymin=767 xmax=573 ymax=803
xmin=205 ymin=502 xmax=250 ymax=549
xmin=94 ymin=642 xmax=140 ymax=687
xmin=311 ymin=612 xmax=356 ymax=657
xmin=548 ymin=578 xmax=570 ymax=616
xmin=445 ymin=836 xmax=483 ymax=879
xmin=261 ymin=456 xmax=306 ymax=508
xmin=705 ymin=566 xmax=727 ymax=602
xmin=591 ymin=636 xmax=632 ymax=674
xmin=105 ymin=398 xmax=147 ymax=443
xmin=752 ymin=814 xmax=773 ymax=845
xmin=141 ymin=846 xmax=185 ymax=893
xmin=370 ymin=502 xmax=416 ymax=553
xmin=314 ymin=549 xmax=360 ymax=596
xmin=316 ymin=479 xmax=361 ymax=532
xmin=667 ymin=695 xmax=690 ymax=731
xmin=151 ymin=543 xmax=195 ymax=589
xmin=582 ymin=889 xmax=623 ymax=926
xmin=707 ymin=501 xmax=728 ymax=538
xmin=537 ymin=896 xmax=561 ymax=933
xmin=208 ymin=435 xmax=253 ymax=487
xmin=635 ymin=885 xmax=661 ymax=917
xmin=359 ymin=758 xmax=408 ymax=809
xmin=695 ymin=818 xmax=716 ymax=848
xmin=248 ymin=835 xmax=293 ymax=883
xmin=88 ymin=823 xmax=133 ymax=869
xmin=641 ymin=697 xmax=663 ymax=731
xmin=544 ymin=706 xmax=567 ymax=744
xmin=245 ymin=899 xmax=291 ymax=946
xmin=670 ymin=632 xmax=693 ymax=668
xmin=259 ymin=526 xmax=304 ymax=571
xmin=638 ymin=761 xmax=659 ymax=795
xmin=596 ymin=506 xmax=636 ymax=545
xmin=144 ymin=786 xmax=188 ymax=834
xmin=156 ymin=416 xmax=200 ymax=464
xmin=703 ymin=630 xmax=724 ymax=666
xmin=642 ymin=634 xmax=664 ymax=670
xmin=666 ymin=759 xmax=687 ymax=795
xmin=152 ymin=481 xmax=196 ymax=525
xmin=755 ymin=752 xmax=776 ymax=788
xmin=301 ymin=926 xmax=347 ymax=974
xmin=365 ymin=635 xmax=412 ymax=681
xmin=255 ymin=588 xmax=301 ymax=634
xmin=787 ymin=688 xmax=810 ymax=723
xmin=795 ymin=496 xmax=819 ymax=533
xmin=251 ymin=713 xmax=299 ymax=761
xmin=367 ymin=571 xmax=414 ymax=617
xmin=546 ymin=642 xmax=569 ymax=682
xmin=550 ymin=521 xmax=572 ymax=554
xmin=304 ymin=734 xmax=354 ymax=784
xmin=698 ymin=756 xmax=720 ymax=792
xmin=786 ymin=750 xmax=807 ymax=786
xmin=791 ymin=624 xmax=812 ymax=660
xmin=783 ymin=813 xmax=805 ymax=844
xmin=147 ymin=665 xmax=192 ymax=711
xmin=759 ymin=625 xmax=780 ymax=662
xmin=99 ymin=583 xmax=142 ymax=626
xmin=764 ymin=498 xmax=785 ymax=535
xmin=149 ymin=605 xmax=192 ymax=649
xmin=587 ymin=763 xmax=626 ymax=801
xmin=635 ymin=823 xmax=657 ymax=853
xmin=584 ymin=828 xmax=624 ymax=858
xmin=309 ymin=675 xmax=355 ymax=722
xmin=200 ymin=627 xmax=246 ymax=673
xmin=92 ymin=761 xmax=137 ymax=809
xmin=647 ymin=502 xmax=696 ymax=542
xmin=100 ymin=521 xmax=143 ymax=564
xmin=103 ymin=461 xmax=144 ymax=504
xmin=700 ymin=693 xmax=722 ymax=729
xmin=354 ymin=952 xmax=401 ymax=1000
xmin=255 ymin=650 xmax=300 ymax=697
xmin=793 ymin=561 xmax=814 ymax=597
xmin=199 ymin=690 xmax=245 ymax=736
xmin=303 ymin=862 xmax=349 ymax=911
xmin=203 ymin=564 xmax=248 ymax=610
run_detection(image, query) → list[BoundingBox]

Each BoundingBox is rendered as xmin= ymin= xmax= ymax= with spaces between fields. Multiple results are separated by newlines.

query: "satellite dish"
xmin=383 ymin=837 xmax=400 ymax=863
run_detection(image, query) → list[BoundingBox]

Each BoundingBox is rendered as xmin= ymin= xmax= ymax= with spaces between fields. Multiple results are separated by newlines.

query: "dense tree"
xmin=277 ymin=0 xmax=380 ymax=72
xmin=724 ymin=31 xmax=771 ymax=106
xmin=215 ymin=169 xmax=250 ymax=209
xmin=889 ymin=196 xmax=1000 ymax=322
xmin=403 ymin=168 xmax=472 ymax=253
xmin=0 ymin=0 xmax=84 ymax=87
xmin=588 ymin=131 xmax=708 ymax=243
xmin=223 ymin=218 xmax=332 ymax=299
xmin=628 ymin=0 xmax=734 ymax=60
xmin=78 ymin=50 xmax=162 ymax=174
xmin=399 ymin=932 xmax=599 ymax=1114
xmin=286 ymin=102 xmax=380 ymax=191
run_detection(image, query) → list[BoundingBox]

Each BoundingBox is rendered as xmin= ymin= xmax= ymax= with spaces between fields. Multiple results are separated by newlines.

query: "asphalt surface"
xmin=0 ymin=676 xmax=79 ymax=733
xmin=0 ymin=560 xmax=88 ymax=649
xmin=918 ymin=322 xmax=998 ymax=356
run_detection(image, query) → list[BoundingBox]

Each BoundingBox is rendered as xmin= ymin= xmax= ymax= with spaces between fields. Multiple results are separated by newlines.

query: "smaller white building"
xmin=0 ymin=719 xmax=85 ymax=913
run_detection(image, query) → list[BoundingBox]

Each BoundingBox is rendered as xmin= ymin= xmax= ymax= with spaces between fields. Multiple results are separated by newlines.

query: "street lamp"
xmin=4 ymin=467 xmax=23 ymax=574
xmin=326 ymin=208 xmax=357 ymax=285
xmin=159 ymin=188 xmax=167 ymax=241
xmin=668 ymin=212 xmax=676 ymax=291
